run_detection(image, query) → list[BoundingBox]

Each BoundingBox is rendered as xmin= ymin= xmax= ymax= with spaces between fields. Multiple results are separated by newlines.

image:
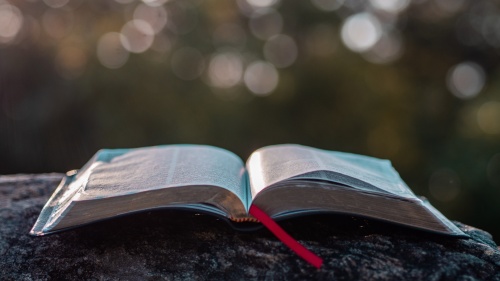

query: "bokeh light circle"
xmin=264 ymin=34 xmax=298 ymax=68
xmin=97 ymin=32 xmax=130 ymax=69
xmin=477 ymin=101 xmax=500 ymax=135
xmin=133 ymin=4 xmax=168 ymax=34
xmin=341 ymin=13 xmax=382 ymax=53
xmin=0 ymin=3 xmax=23 ymax=44
xmin=120 ymin=20 xmax=155 ymax=54
xmin=244 ymin=61 xmax=279 ymax=95
xmin=208 ymin=52 xmax=244 ymax=88
xmin=369 ymin=0 xmax=410 ymax=14
xmin=246 ymin=0 xmax=279 ymax=9
xmin=249 ymin=8 xmax=283 ymax=40
xmin=447 ymin=62 xmax=485 ymax=99
xmin=142 ymin=0 xmax=168 ymax=7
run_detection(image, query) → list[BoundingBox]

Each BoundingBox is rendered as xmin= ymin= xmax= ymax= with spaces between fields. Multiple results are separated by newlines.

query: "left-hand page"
xmin=32 ymin=144 xmax=249 ymax=235
xmin=80 ymin=145 xmax=248 ymax=203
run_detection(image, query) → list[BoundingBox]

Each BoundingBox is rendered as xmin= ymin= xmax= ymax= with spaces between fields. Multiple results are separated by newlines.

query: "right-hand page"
xmin=246 ymin=144 xmax=416 ymax=200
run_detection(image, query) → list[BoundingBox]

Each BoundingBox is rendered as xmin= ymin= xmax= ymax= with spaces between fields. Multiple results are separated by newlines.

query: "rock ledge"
xmin=1 ymin=174 xmax=499 ymax=280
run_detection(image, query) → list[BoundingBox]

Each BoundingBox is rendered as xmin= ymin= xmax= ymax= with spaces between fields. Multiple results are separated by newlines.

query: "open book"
xmin=30 ymin=144 xmax=465 ymax=237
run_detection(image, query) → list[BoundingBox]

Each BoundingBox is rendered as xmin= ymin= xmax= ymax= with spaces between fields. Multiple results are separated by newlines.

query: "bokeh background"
xmin=1 ymin=0 xmax=500 ymax=239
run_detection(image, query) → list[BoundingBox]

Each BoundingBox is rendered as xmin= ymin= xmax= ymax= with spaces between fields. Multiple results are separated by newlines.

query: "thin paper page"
xmin=247 ymin=144 xmax=414 ymax=199
xmin=80 ymin=145 xmax=248 ymax=204
xmin=247 ymin=145 xmax=323 ymax=197
xmin=316 ymin=150 xmax=415 ymax=197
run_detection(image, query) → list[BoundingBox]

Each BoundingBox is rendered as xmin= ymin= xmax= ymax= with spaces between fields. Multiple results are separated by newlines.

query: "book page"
xmin=246 ymin=144 xmax=415 ymax=199
xmin=311 ymin=149 xmax=415 ymax=197
xmin=79 ymin=145 xmax=248 ymax=204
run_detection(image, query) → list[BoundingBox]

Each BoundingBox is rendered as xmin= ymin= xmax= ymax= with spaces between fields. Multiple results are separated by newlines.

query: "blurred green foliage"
xmin=1 ymin=0 xmax=499 ymax=239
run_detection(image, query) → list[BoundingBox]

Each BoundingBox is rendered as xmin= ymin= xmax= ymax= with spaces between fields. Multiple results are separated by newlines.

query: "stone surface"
xmin=1 ymin=174 xmax=499 ymax=280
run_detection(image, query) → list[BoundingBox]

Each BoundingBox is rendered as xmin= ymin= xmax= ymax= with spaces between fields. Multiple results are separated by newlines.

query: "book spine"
xmin=229 ymin=217 xmax=259 ymax=223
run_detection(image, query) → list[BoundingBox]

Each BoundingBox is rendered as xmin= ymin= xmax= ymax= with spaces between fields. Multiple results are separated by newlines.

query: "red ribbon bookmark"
xmin=249 ymin=205 xmax=323 ymax=269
